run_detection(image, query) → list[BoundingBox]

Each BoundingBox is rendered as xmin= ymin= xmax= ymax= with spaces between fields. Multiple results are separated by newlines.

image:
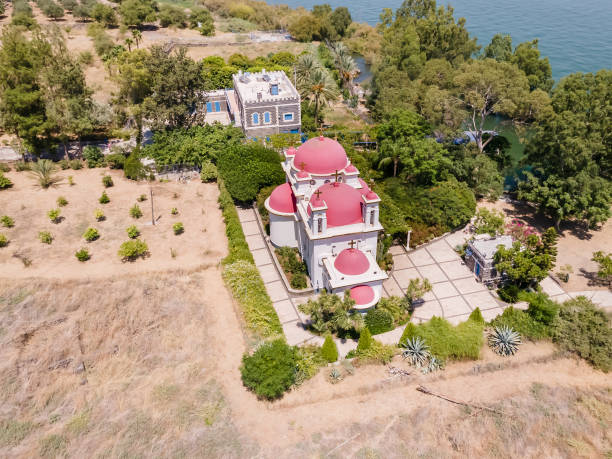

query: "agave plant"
xmin=422 ymin=355 xmax=444 ymax=374
xmin=488 ymin=326 xmax=522 ymax=356
xmin=329 ymin=368 xmax=343 ymax=384
xmin=401 ymin=336 xmax=431 ymax=367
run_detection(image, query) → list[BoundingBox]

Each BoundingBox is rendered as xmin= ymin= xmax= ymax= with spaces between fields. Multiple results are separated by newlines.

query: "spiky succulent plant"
xmin=488 ymin=325 xmax=521 ymax=356
xmin=422 ymin=355 xmax=444 ymax=374
xmin=401 ymin=336 xmax=431 ymax=367
xmin=329 ymin=368 xmax=342 ymax=383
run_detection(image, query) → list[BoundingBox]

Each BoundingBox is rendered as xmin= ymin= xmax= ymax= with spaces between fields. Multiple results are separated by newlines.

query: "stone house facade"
xmin=465 ymin=235 xmax=513 ymax=283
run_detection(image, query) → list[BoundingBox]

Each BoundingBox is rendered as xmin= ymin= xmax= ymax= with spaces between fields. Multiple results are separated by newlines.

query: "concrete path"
xmin=539 ymin=276 xmax=612 ymax=310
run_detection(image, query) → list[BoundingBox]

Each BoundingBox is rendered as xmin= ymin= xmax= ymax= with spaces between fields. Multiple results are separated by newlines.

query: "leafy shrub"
xmin=123 ymin=150 xmax=148 ymax=181
xmin=118 ymin=239 xmax=149 ymax=261
xmin=223 ymin=260 xmax=282 ymax=337
xmin=473 ymin=208 xmax=505 ymax=236
xmin=83 ymin=227 xmax=100 ymax=242
xmin=240 ymin=339 xmax=297 ymax=399
xmin=137 ymin=194 xmax=147 ymax=202
xmin=377 ymin=296 xmax=410 ymax=325
xmin=365 ymin=308 xmax=394 ymax=335
xmin=498 ymin=284 xmax=520 ymax=303
xmin=299 ymin=292 xmax=363 ymax=337
xmin=75 ymin=248 xmax=90 ymax=262
xmin=275 ymin=246 xmax=308 ymax=290
xmin=0 ymin=172 xmax=13 ymax=189
xmin=172 ymin=222 xmax=184 ymax=235
xmin=70 ymin=159 xmax=83 ymax=170
xmin=158 ymin=4 xmax=187 ymax=28
xmin=357 ymin=327 xmax=373 ymax=352
xmin=218 ymin=180 xmax=253 ymax=264
xmin=39 ymin=231 xmax=53 ymax=244
xmin=189 ymin=7 xmax=215 ymax=36
xmin=295 ymin=345 xmax=327 ymax=385
xmin=217 ymin=143 xmax=284 ymax=203
xmin=83 ymin=145 xmax=104 ymax=168
xmin=399 ymin=315 xmax=484 ymax=361
xmin=102 ymin=175 xmax=113 ymax=188
xmin=68 ymin=176 xmax=74 ymax=186
xmin=129 ymin=204 xmax=142 ymax=219
xmin=321 ymin=335 xmax=338 ymax=362
xmin=48 ymin=209 xmax=61 ymax=223
xmin=99 ymin=191 xmax=110 ymax=204
xmin=15 ymin=161 xmax=31 ymax=171
xmin=1 ymin=215 xmax=15 ymax=227
xmin=200 ymin=159 xmax=218 ymax=182
xmin=489 ymin=307 xmax=551 ymax=340
xmin=94 ymin=209 xmax=105 ymax=221
xmin=56 ymin=196 xmax=68 ymax=207
xmin=58 ymin=160 xmax=70 ymax=170
xmin=0 ymin=163 xmax=11 ymax=173
xmin=105 ymin=153 xmax=126 ymax=169
xmin=554 ymin=297 xmax=612 ymax=372
xmin=126 ymin=225 xmax=140 ymax=238
xmin=349 ymin=338 xmax=395 ymax=364
xmin=0 ymin=233 xmax=7 ymax=247
xmin=523 ymin=291 xmax=559 ymax=325
xmin=170 ymin=207 xmax=178 ymax=215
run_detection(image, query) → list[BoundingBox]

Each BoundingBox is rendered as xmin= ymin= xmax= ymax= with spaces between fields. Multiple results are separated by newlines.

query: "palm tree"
xmin=378 ymin=140 xmax=405 ymax=177
xmin=29 ymin=160 xmax=61 ymax=188
xmin=302 ymin=68 xmax=339 ymax=128
xmin=131 ymin=29 xmax=142 ymax=48
xmin=295 ymin=53 xmax=321 ymax=88
xmin=330 ymin=42 xmax=358 ymax=95
xmin=124 ymin=38 xmax=134 ymax=52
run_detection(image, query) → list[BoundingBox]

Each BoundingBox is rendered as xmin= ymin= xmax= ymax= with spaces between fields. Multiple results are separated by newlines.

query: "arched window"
xmin=264 ymin=112 xmax=271 ymax=124
xmin=252 ymin=113 xmax=259 ymax=125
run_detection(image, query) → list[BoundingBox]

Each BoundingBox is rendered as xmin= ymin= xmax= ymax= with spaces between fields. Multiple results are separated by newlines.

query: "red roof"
xmin=350 ymin=285 xmax=375 ymax=305
xmin=345 ymin=164 xmax=358 ymax=173
xmin=294 ymin=136 xmax=348 ymax=174
xmin=365 ymin=191 xmax=379 ymax=200
xmin=334 ymin=248 xmax=370 ymax=275
xmin=358 ymin=178 xmax=370 ymax=195
xmin=268 ymin=183 xmax=296 ymax=214
xmin=308 ymin=182 xmax=363 ymax=227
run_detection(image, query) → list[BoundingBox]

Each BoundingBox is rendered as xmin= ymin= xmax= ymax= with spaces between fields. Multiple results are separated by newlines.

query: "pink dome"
xmin=297 ymin=170 xmax=309 ymax=178
xmin=365 ymin=191 xmax=378 ymax=200
xmin=334 ymin=248 xmax=370 ymax=275
xmin=294 ymin=136 xmax=348 ymax=174
xmin=308 ymin=182 xmax=363 ymax=227
xmin=286 ymin=146 xmax=297 ymax=156
xmin=350 ymin=285 xmax=375 ymax=305
xmin=345 ymin=164 xmax=358 ymax=173
xmin=268 ymin=183 xmax=296 ymax=214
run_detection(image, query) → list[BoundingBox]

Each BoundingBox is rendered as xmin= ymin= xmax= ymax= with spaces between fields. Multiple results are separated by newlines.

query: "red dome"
xmin=345 ymin=164 xmax=358 ymax=173
xmin=365 ymin=191 xmax=379 ymax=200
xmin=350 ymin=285 xmax=375 ymax=305
xmin=334 ymin=248 xmax=370 ymax=275
xmin=286 ymin=146 xmax=297 ymax=156
xmin=268 ymin=183 xmax=296 ymax=214
xmin=308 ymin=182 xmax=363 ymax=227
xmin=294 ymin=136 xmax=348 ymax=174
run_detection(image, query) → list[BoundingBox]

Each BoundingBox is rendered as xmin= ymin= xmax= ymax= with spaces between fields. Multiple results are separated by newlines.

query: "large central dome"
xmin=293 ymin=136 xmax=349 ymax=175
xmin=309 ymin=182 xmax=363 ymax=227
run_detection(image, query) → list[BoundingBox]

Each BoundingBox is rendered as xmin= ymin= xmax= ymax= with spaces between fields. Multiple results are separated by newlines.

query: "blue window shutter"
xmin=214 ymin=101 xmax=221 ymax=112
xmin=264 ymin=112 xmax=270 ymax=123
xmin=206 ymin=102 xmax=212 ymax=112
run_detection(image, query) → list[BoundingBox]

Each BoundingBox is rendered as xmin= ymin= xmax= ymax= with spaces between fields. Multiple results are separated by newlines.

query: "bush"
xmin=218 ymin=180 xmax=253 ymax=264
xmin=75 ymin=248 xmax=90 ymax=262
xmin=172 ymin=222 xmax=184 ymax=235
xmin=136 ymin=194 xmax=147 ymax=202
xmin=170 ymin=207 xmax=178 ymax=215
xmin=295 ymin=345 xmax=327 ymax=385
xmin=94 ymin=209 xmax=105 ymax=221
xmin=124 ymin=151 xmax=148 ymax=181
xmin=299 ymin=292 xmax=363 ymax=337
xmin=129 ymin=204 xmax=142 ymax=219
xmin=15 ymin=161 xmax=31 ymax=171
xmin=489 ymin=306 xmax=551 ymax=340
xmin=275 ymin=246 xmax=308 ymax=290
xmin=56 ymin=196 xmax=68 ymax=207
xmin=30 ymin=160 xmax=60 ymax=188
xmin=48 ymin=209 xmax=61 ymax=223
xmin=217 ymin=144 xmax=284 ymax=203
xmin=365 ymin=308 xmax=394 ymax=335
xmin=58 ymin=160 xmax=70 ymax=170
xmin=321 ymin=334 xmax=338 ymax=362
xmin=240 ymin=339 xmax=297 ymax=400
xmin=68 ymin=176 xmax=74 ymax=186
xmin=200 ymin=160 xmax=218 ymax=182
xmin=126 ymin=225 xmax=140 ymax=238
xmin=83 ymin=145 xmax=104 ymax=168
xmin=0 ymin=172 xmax=13 ymax=189
xmin=554 ymin=297 xmax=612 ymax=372
xmin=498 ymin=284 xmax=520 ymax=303
xmin=83 ymin=227 xmax=100 ymax=242
xmin=377 ymin=296 xmax=410 ymax=325
xmin=0 ymin=163 xmax=11 ymax=173
xmin=70 ymin=159 xmax=83 ymax=170
xmin=357 ymin=327 xmax=373 ymax=352
xmin=223 ymin=260 xmax=282 ymax=337
xmin=39 ymin=231 xmax=53 ymax=244
xmin=189 ymin=7 xmax=214 ymax=36
xmin=1 ymin=215 xmax=15 ymax=227
xmin=78 ymin=50 xmax=94 ymax=66
xmin=0 ymin=233 xmax=8 ymax=247
xmin=99 ymin=191 xmax=110 ymax=204
xmin=118 ymin=239 xmax=149 ymax=261
xmin=105 ymin=153 xmax=126 ymax=169
xmin=473 ymin=208 xmax=505 ymax=236
xmin=399 ymin=315 xmax=484 ymax=361
xmin=158 ymin=4 xmax=187 ymax=28
xmin=349 ymin=338 xmax=396 ymax=364
xmin=523 ymin=292 xmax=559 ymax=326
xmin=102 ymin=175 xmax=113 ymax=188
xmin=90 ymin=2 xmax=117 ymax=26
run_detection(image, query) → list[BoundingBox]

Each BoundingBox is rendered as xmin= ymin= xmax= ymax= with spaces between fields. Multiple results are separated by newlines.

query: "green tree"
xmin=399 ymin=138 xmax=453 ymax=186
xmin=240 ymin=339 xmax=297 ymax=399
xmin=376 ymin=109 xmax=431 ymax=143
xmin=298 ymin=67 xmax=339 ymax=128
xmin=189 ymin=7 xmax=214 ymax=36
xmin=330 ymin=6 xmax=351 ymax=37
xmin=453 ymin=59 xmax=550 ymax=153
xmin=519 ymin=70 xmax=612 ymax=229
xmin=288 ymin=14 xmax=320 ymax=42
xmin=201 ymin=56 xmax=238 ymax=90
xmin=329 ymin=42 xmax=357 ymax=95
xmin=494 ymin=235 xmax=554 ymax=288
xmin=511 ymin=39 xmax=553 ymax=92
xmin=483 ymin=33 xmax=512 ymax=62
xmin=378 ymin=140 xmax=404 ymax=178
xmin=298 ymin=292 xmax=364 ymax=336
xmin=91 ymin=3 xmax=117 ymax=27
xmin=405 ymin=278 xmax=432 ymax=307
xmin=142 ymin=46 xmax=204 ymax=129
xmin=158 ymin=4 xmax=187 ymax=28
xmin=356 ymin=327 xmax=372 ymax=352
xmin=592 ymin=251 xmax=612 ymax=284
xmin=451 ymin=146 xmax=504 ymax=200
xmin=119 ymin=0 xmax=157 ymax=28
xmin=321 ymin=334 xmax=338 ymax=362
xmin=473 ymin=208 xmax=505 ymax=236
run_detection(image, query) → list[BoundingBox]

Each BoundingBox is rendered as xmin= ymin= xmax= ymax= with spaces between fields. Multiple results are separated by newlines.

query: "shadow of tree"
xmin=578 ymin=268 xmax=611 ymax=288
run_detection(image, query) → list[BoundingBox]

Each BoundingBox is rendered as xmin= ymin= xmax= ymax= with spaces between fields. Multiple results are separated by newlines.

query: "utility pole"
xmin=150 ymin=186 xmax=155 ymax=225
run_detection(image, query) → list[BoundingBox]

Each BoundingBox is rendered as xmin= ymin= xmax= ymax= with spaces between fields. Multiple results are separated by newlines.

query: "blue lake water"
xmin=270 ymin=0 xmax=612 ymax=80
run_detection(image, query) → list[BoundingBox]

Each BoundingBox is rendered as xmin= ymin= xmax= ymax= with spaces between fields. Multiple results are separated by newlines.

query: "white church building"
xmin=265 ymin=136 xmax=388 ymax=310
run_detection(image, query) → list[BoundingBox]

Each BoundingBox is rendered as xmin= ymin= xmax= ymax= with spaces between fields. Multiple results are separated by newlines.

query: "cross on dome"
xmin=299 ymin=161 xmax=307 ymax=170
xmin=313 ymin=189 xmax=322 ymax=199
xmin=348 ymin=240 xmax=357 ymax=249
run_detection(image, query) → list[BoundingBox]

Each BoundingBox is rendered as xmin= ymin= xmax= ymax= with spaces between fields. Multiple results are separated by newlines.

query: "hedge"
xmin=218 ymin=180 xmax=253 ymax=265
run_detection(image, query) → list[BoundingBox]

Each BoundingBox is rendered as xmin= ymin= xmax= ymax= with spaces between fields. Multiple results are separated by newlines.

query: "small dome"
xmin=294 ymin=136 xmax=349 ymax=174
xmin=297 ymin=170 xmax=309 ymax=179
xmin=308 ymin=182 xmax=363 ymax=227
xmin=268 ymin=183 xmax=296 ymax=214
xmin=334 ymin=248 xmax=369 ymax=275
xmin=365 ymin=191 xmax=379 ymax=200
xmin=349 ymin=285 xmax=375 ymax=306
xmin=345 ymin=164 xmax=358 ymax=173
xmin=286 ymin=146 xmax=297 ymax=156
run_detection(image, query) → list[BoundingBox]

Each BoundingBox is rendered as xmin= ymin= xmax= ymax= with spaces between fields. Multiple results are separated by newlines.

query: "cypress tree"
xmin=356 ymin=327 xmax=372 ymax=352
xmin=321 ymin=334 xmax=338 ymax=362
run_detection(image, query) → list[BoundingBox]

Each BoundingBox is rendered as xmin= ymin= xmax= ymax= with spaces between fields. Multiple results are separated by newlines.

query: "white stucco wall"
xmin=269 ymin=214 xmax=298 ymax=248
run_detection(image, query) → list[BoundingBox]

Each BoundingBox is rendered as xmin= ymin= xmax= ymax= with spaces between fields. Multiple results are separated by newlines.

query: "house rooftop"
xmin=232 ymin=70 xmax=299 ymax=103
xmin=469 ymin=235 xmax=513 ymax=260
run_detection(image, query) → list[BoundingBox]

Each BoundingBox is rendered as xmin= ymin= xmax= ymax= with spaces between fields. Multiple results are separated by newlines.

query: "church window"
xmin=252 ymin=113 xmax=259 ymax=125
xmin=214 ymin=101 xmax=221 ymax=112
xmin=370 ymin=211 xmax=375 ymax=225
xmin=284 ymin=113 xmax=294 ymax=121
xmin=317 ymin=218 xmax=322 ymax=233
xmin=264 ymin=112 xmax=271 ymax=124
xmin=206 ymin=102 xmax=212 ymax=112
